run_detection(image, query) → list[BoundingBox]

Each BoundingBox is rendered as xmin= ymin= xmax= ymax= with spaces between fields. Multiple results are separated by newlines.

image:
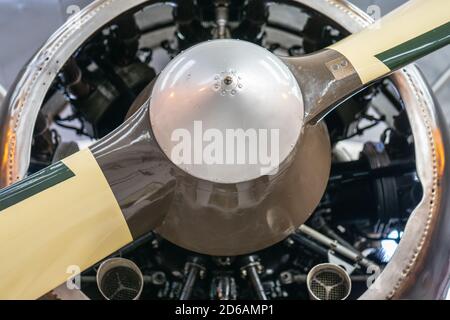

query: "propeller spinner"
xmin=147 ymin=39 xmax=330 ymax=255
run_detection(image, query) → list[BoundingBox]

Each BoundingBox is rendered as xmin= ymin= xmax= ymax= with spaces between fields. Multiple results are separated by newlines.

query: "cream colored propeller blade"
xmin=282 ymin=0 xmax=449 ymax=123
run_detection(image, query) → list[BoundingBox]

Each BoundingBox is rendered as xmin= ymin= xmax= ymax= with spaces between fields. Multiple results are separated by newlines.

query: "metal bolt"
xmin=223 ymin=75 xmax=233 ymax=85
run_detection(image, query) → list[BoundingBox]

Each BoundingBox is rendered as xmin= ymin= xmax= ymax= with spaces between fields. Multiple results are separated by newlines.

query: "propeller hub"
xmin=150 ymin=39 xmax=304 ymax=183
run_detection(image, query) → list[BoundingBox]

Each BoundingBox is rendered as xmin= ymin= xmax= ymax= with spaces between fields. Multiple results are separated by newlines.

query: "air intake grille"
xmin=309 ymin=268 xmax=350 ymax=300
xmin=100 ymin=266 xmax=142 ymax=300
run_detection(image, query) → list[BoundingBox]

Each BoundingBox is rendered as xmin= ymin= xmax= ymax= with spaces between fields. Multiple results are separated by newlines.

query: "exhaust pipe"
xmin=96 ymin=258 xmax=144 ymax=300
xmin=306 ymin=263 xmax=351 ymax=300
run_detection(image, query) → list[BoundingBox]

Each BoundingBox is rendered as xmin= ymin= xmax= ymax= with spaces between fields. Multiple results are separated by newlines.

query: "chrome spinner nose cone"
xmin=150 ymin=39 xmax=303 ymax=184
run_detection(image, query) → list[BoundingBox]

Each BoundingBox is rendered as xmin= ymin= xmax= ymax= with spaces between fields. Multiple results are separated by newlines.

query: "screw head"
xmin=223 ymin=75 xmax=234 ymax=85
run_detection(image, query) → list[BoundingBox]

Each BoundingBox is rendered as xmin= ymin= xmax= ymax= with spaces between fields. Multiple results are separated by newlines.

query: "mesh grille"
xmin=100 ymin=266 xmax=142 ymax=300
xmin=310 ymin=269 xmax=349 ymax=300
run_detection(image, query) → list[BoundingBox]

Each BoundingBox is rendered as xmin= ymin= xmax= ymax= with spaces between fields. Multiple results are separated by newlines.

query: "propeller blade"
xmin=282 ymin=0 xmax=449 ymax=123
xmin=0 ymin=103 xmax=175 ymax=299
xmin=330 ymin=0 xmax=449 ymax=85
